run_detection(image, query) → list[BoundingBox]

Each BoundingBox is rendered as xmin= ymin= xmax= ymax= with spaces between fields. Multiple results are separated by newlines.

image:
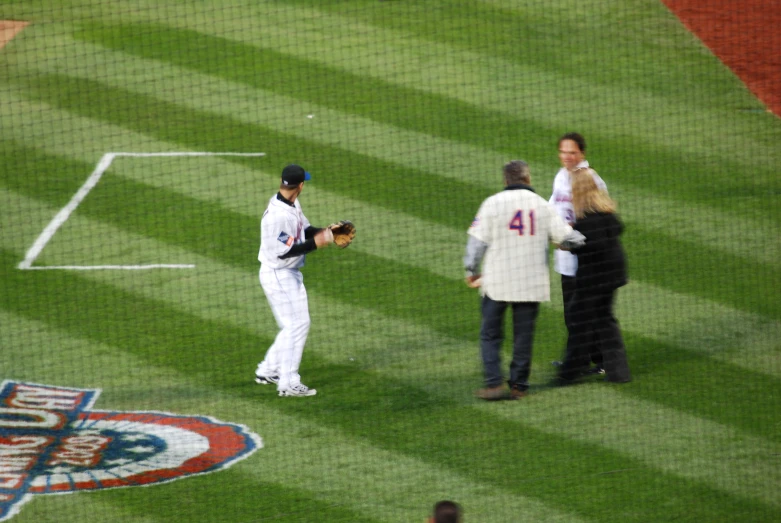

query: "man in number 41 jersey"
xmin=464 ymin=160 xmax=584 ymax=400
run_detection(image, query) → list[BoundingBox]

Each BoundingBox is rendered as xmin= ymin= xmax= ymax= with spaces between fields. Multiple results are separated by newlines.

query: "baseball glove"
xmin=330 ymin=220 xmax=356 ymax=248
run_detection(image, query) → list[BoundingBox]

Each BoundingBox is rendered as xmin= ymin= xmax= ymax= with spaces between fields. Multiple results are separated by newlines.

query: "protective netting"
xmin=1 ymin=1 xmax=778 ymax=521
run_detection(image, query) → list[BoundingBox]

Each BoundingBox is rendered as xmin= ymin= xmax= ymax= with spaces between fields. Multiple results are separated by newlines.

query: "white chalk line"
xmin=17 ymin=152 xmax=265 ymax=271
xmin=22 ymin=265 xmax=197 ymax=271
xmin=17 ymin=153 xmax=115 ymax=270
xmin=113 ymin=152 xmax=266 ymax=158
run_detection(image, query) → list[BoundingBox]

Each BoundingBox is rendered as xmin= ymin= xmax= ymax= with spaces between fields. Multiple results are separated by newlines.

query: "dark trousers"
xmin=559 ymin=288 xmax=631 ymax=382
xmin=480 ymin=296 xmax=540 ymax=390
xmin=561 ymin=275 xmax=602 ymax=367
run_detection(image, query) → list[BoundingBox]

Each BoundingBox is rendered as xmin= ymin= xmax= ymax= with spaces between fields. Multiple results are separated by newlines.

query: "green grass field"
xmin=1 ymin=1 xmax=779 ymax=521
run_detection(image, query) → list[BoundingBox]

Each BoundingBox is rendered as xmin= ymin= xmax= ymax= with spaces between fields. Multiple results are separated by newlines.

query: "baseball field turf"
xmin=1 ymin=1 xmax=779 ymax=521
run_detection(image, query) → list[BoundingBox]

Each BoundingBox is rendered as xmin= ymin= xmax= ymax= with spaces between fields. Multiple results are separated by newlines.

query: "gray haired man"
xmin=465 ymin=160 xmax=584 ymax=400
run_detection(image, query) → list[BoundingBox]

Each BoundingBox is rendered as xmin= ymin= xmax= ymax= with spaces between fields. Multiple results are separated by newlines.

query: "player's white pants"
xmin=257 ymin=267 xmax=311 ymax=390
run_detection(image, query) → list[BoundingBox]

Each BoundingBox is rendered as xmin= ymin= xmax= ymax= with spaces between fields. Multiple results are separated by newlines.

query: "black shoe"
xmin=586 ymin=366 xmax=605 ymax=375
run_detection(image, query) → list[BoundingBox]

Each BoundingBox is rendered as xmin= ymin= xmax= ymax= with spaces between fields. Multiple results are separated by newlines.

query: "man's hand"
xmin=465 ymin=275 xmax=482 ymax=288
xmin=315 ymin=227 xmax=334 ymax=248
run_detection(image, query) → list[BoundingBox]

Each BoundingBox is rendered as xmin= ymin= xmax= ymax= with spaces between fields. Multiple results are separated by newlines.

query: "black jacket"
xmin=572 ymin=212 xmax=628 ymax=291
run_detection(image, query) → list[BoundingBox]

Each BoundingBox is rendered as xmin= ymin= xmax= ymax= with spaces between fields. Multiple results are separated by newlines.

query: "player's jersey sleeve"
xmin=467 ymin=199 xmax=492 ymax=244
xmin=259 ymin=207 xmax=297 ymax=264
xmin=593 ymin=171 xmax=608 ymax=192
xmin=549 ymin=172 xmax=575 ymax=224
xmin=542 ymin=201 xmax=574 ymax=245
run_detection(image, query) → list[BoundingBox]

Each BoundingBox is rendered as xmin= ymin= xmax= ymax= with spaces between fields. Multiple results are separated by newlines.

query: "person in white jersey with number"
xmin=550 ymin=133 xmax=608 ymax=375
xmin=255 ymin=164 xmax=334 ymax=397
xmin=464 ymin=160 xmax=584 ymax=400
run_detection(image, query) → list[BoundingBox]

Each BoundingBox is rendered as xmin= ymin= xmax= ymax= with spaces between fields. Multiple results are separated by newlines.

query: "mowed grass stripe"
xmin=0 ymin=310 xmax=588 ymax=523
xmin=9 ymin=71 xmax=485 ymax=231
xmin=623 ymin=226 xmax=780 ymax=319
xmin=72 ymin=21 xmax=533 ymax=162
xmin=488 ymin=385 xmax=781 ymax=508
xmin=616 ymin=330 xmax=781 ymax=444
xmin=1 ymin=0 xmax=768 ymax=130
xmin=68 ymin=5 xmax=781 ymax=175
xmin=115 ymin=470 xmax=385 ymax=523
xmin=274 ymin=0 xmax=781 ymax=162
xmin=1 ymin=251 xmax=776 ymax=522
xmin=278 ymin=0 xmax=761 ymax=117
xmin=619 ymin=282 xmax=781 ymax=378
xmin=67 ymin=20 xmax=781 ymax=218
xmin=6 ymin=69 xmax=779 ymax=319
xmin=622 ymin=191 xmax=779 ymax=268
xmin=3 ymin=144 xmax=781 ymax=438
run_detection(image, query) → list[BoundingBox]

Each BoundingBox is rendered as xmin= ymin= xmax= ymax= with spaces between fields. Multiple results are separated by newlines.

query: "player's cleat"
xmin=278 ymin=384 xmax=317 ymax=397
xmin=255 ymin=374 xmax=279 ymax=385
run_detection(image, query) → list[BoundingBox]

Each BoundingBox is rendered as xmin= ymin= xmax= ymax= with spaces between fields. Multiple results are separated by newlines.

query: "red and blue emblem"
xmin=0 ymin=380 xmax=262 ymax=521
xmin=277 ymin=232 xmax=295 ymax=246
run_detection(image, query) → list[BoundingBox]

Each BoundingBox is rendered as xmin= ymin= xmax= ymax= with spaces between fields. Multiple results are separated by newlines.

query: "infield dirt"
xmin=1 ymin=20 xmax=28 ymax=50
xmin=662 ymin=0 xmax=781 ymax=116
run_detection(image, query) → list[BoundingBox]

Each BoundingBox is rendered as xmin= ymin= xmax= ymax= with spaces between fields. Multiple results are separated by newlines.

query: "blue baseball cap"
xmin=281 ymin=164 xmax=311 ymax=186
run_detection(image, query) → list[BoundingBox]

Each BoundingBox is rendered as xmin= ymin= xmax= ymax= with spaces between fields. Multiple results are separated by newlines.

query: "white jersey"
xmin=548 ymin=160 xmax=607 ymax=276
xmin=258 ymin=194 xmax=311 ymax=270
xmin=468 ymin=186 xmax=573 ymax=302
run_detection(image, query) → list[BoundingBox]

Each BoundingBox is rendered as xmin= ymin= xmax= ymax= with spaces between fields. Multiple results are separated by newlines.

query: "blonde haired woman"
xmin=556 ymin=171 xmax=631 ymax=384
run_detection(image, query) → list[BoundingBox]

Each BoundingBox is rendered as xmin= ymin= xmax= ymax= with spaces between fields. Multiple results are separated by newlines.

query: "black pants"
xmin=562 ymin=275 xmax=602 ymax=367
xmin=559 ymin=288 xmax=631 ymax=382
xmin=480 ymin=296 xmax=540 ymax=391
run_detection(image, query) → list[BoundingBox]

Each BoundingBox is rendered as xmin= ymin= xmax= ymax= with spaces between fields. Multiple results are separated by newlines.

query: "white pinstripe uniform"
xmin=468 ymin=187 xmax=574 ymax=302
xmin=549 ymin=160 xmax=607 ymax=276
xmin=256 ymin=193 xmax=313 ymax=392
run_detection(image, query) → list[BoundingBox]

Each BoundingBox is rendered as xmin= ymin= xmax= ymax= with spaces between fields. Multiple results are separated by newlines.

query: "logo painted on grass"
xmin=0 ymin=380 xmax=262 ymax=521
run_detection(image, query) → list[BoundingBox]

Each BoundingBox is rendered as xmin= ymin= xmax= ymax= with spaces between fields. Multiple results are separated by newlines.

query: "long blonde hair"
xmin=571 ymin=169 xmax=616 ymax=218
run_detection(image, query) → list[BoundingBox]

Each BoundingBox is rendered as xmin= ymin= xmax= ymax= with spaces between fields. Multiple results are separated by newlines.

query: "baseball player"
xmin=464 ymin=160 xmax=584 ymax=400
xmin=255 ymin=164 xmax=334 ymax=397
xmin=550 ymin=132 xmax=607 ymax=373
